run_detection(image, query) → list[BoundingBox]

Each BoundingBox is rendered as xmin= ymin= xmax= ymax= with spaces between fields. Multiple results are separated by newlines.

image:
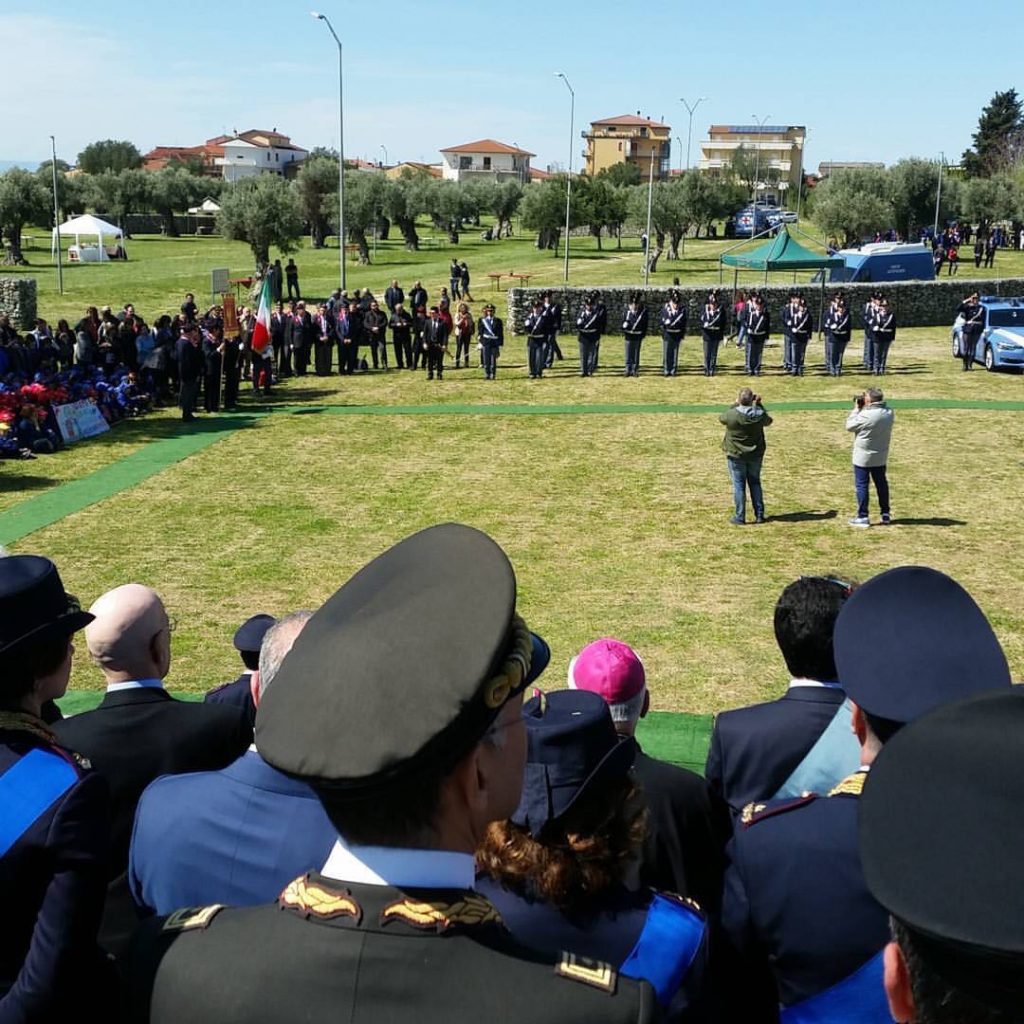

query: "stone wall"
xmin=506 ymin=277 xmax=1024 ymax=334
xmin=0 ymin=278 xmax=37 ymax=329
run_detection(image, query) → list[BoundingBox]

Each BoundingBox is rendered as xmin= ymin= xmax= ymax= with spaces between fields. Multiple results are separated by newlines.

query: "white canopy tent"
xmin=187 ymin=197 xmax=221 ymax=214
xmin=51 ymin=214 xmax=125 ymax=263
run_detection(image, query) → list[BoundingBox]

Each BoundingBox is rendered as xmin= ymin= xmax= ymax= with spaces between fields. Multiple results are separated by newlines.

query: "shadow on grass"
xmin=770 ymin=510 xmax=838 ymax=523
xmin=890 ymin=517 xmax=966 ymax=527
xmin=0 ymin=474 xmax=56 ymax=493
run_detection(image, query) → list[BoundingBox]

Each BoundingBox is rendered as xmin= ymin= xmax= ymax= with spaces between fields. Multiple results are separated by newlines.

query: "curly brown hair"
xmin=476 ymin=776 xmax=647 ymax=914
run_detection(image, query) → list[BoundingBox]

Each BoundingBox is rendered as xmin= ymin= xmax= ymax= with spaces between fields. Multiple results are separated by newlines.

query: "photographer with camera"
xmin=720 ymin=387 xmax=772 ymax=525
xmin=846 ymin=388 xmax=894 ymax=527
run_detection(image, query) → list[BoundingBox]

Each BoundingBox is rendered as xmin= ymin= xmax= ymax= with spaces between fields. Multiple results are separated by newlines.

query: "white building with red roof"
xmin=439 ymin=139 xmax=533 ymax=183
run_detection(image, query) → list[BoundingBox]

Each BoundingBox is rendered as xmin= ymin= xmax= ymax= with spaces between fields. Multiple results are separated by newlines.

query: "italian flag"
xmin=251 ymin=274 xmax=272 ymax=354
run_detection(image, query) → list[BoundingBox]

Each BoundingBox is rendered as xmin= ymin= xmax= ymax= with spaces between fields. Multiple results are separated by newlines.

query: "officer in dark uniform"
xmin=870 ymin=298 xmax=896 ymax=375
xmin=125 ymin=525 xmax=657 ymax=1024
xmin=744 ymin=294 xmax=769 ymax=376
xmin=823 ymin=294 xmax=851 ymax=376
xmin=788 ymin=296 xmax=812 ymax=376
xmin=660 ymin=289 xmax=687 ymax=376
xmin=577 ymin=293 xmax=603 ymax=377
xmin=860 ymin=690 xmax=1024 ymax=1024
xmin=524 ymin=298 xmax=547 ymax=378
xmin=542 ymin=291 xmax=564 ymax=368
xmin=424 ymin=306 xmax=448 ymax=381
xmin=780 ymin=292 xmax=798 ymax=373
xmin=621 ymin=292 xmax=648 ymax=377
xmin=700 ymin=292 xmax=725 ymax=377
xmin=720 ymin=566 xmax=1012 ymax=1021
xmin=204 ymin=613 xmax=276 ymax=728
xmin=956 ymin=291 xmax=983 ymax=371
xmin=861 ymin=294 xmax=877 ymax=369
xmin=478 ymin=303 xmax=504 ymax=380
xmin=0 ymin=555 xmax=117 ymax=1018
xmin=593 ymin=290 xmax=608 ymax=371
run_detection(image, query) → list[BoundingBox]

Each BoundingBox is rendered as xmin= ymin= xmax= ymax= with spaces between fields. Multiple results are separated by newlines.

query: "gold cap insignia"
xmin=380 ymin=895 xmax=503 ymax=933
xmin=162 ymin=904 xmax=225 ymax=933
xmin=740 ymin=801 xmax=766 ymax=825
xmin=279 ymin=876 xmax=362 ymax=923
xmin=555 ymin=952 xmax=617 ymax=994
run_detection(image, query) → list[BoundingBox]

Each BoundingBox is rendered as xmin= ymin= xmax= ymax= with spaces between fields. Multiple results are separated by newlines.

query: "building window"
xmin=483 ymin=156 xmax=491 ymax=170
xmin=618 ymin=142 xmax=622 ymax=151
xmin=275 ymin=153 xmax=279 ymax=162
xmin=459 ymin=156 xmax=472 ymax=170
xmin=639 ymin=127 xmax=648 ymax=137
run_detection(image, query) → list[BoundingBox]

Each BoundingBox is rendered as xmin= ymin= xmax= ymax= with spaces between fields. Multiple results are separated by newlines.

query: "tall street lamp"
xmin=49 ymin=134 xmax=63 ymax=295
xmin=643 ymin=147 xmax=655 ymax=286
xmin=555 ymin=72 xmax=574 ymax=283
xmin=380 ymin=143 xmax=388 ymax=169
xmin=679 ymin=95 xmax=707 ymax=172
xmin=933 ymin=151 xmax=945 ymax=239
xmin=312 ymin=11 xmax=346 ymax=290
xmin=751 ymin=113 xmax=770 ymax=229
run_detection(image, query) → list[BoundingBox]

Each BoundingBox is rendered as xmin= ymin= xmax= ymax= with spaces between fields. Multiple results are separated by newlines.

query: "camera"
xmin=854 ymin=393 xmax=865 ymax=408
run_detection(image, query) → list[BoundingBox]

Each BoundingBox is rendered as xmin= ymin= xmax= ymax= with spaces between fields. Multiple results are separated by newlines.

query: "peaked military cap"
xmin=860 ymin=690 xmax=1024 ymax=1014
xmin=833 ymin=566 xmax=1010 ymax=724
xmin=256 ymin=524 xmax=549 ymax=796
xmin=232 ymin=613 xmax=276 ymax=654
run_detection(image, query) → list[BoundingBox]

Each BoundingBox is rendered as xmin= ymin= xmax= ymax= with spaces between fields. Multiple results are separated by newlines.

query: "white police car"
xmin=951 ymin=296 xmax=1024 ymax=372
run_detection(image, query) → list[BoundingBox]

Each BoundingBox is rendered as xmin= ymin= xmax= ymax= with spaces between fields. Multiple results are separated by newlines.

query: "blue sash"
xmin=0 ymin=748 xmax=78 ymax=857
xmin=772 ymin=699 xmax=860 ymax=801
xmin=620 ymin=894 xmax=705 ymax=1008
xmin=781 ymin=951 xmax=892 ymax=1024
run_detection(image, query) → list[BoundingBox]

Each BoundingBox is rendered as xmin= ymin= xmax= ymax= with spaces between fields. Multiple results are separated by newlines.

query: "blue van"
xmin=826 ymin=242 xmax=935 ymax=283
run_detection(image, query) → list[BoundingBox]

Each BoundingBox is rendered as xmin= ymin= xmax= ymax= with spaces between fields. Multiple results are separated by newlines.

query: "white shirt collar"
xmin=321 ymin=838 xmax=476 ymax=889
xmin=106 ymin=678 xmax=164 ymax=692
xmin=788 ymin=677 xmax=844 ymax=690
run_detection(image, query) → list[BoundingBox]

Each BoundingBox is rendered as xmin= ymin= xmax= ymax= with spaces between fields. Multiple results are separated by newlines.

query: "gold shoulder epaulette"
xmin=555 ymin=951 xmax=617 ymax=994
xmin=380 ymin=894 xmax=502 ymax=933
xmin=829 ymin=772 xmax=867 ymax=798
xmin=162 ymin=904 xmax=224 ymax=933
xmin=279 ymin=875 xmax=362 ymax=923
xmin=740 ymin=801 xmax=767 ymax=825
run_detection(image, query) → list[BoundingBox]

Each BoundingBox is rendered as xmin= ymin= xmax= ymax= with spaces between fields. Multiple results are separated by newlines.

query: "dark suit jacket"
xmin=53 ymin=688 xmax=252 ymax=952
xmin=203 ymin=673 xmax=256 ymax=729
xmin=633 ymin=748 xmax=730 ymax=914
xmin=704 ymin=687 xmax=848 ymax=814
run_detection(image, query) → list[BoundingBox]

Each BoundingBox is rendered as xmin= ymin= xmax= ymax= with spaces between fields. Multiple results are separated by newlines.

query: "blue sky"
xmin=6 ymin=1 xmax=1020 ymax=173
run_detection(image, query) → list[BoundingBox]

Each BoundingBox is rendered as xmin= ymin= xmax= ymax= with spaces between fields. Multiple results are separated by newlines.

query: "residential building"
xmin=582 ymin=114 xmax=672 ymax=179
xmin=817 ymin=160 xmax=885 ymax=178
xmin=699 ymin=124 xmax=806 ymax=204
xmin=439 ymin=139 xmax=533 ymax=183
xmin=384 ymin=161 xmax=443 ymax=181
xmin=141 ymin=144 xmax=221 ymax=176
xmin=215 ymin=129 xmax=308 ymax=182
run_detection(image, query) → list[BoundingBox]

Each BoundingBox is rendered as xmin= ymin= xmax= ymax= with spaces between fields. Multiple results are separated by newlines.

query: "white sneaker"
xmin=848 ymin=517 xmax=871 ymax=528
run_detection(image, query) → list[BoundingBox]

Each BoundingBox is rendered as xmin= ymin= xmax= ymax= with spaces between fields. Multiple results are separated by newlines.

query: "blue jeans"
xmin=727 ymin=456 xmax=764 ymax=521
xmin=855 ymin=464 xmax=889 ymax=519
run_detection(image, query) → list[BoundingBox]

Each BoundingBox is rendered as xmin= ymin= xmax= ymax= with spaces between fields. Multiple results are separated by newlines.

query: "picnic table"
xmin=487 ymin=272 xmax=505 ymax=290
xmin=508 ymin=272 xmax=532 ymax=287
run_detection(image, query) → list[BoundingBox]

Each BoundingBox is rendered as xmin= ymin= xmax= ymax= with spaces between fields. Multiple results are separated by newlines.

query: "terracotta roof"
xmin=529 ymin=167 xmax=554 ymax=181
xmin=590 ymin=114 xmax=669 ymax=129
xmin=440 ymin=138 xmax=535 ymax=157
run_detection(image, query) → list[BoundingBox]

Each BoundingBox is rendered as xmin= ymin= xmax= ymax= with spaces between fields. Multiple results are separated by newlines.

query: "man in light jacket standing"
xmin=720 ymin=387 xmax=772 ymax=525
xmin=846 ymin=388 xmax=894 ymax=527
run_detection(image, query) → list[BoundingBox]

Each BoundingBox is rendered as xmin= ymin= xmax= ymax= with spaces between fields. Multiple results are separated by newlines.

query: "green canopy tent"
xmin=719 ymin=226 xmax=844 ymax=333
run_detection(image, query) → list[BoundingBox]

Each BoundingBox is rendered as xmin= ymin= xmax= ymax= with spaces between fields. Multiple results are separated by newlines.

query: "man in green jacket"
xmin=720 ymin=387 xmax=772 ymax=524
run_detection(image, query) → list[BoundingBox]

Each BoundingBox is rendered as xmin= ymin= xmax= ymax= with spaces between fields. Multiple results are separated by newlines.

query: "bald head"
xmin=86 ymin=584 xmax=171 ymax=683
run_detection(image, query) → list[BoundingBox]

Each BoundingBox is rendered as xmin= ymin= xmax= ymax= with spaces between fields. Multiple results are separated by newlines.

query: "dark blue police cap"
xmin=233 ymin=614 xmax=276 ymax=654
xmin=834 ymin=566 xmax=1010 ymax=724
xmin=512 ymin=689 xmax=636 ymax=838
xmin=256 ymin=524 xmax=550 ymax=796
xmin=860 ymin=690 xmax=1024 ymax=1015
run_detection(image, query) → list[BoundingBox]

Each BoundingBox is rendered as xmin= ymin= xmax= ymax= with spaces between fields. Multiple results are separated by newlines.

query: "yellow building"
xmin=699 ymin=124 xmax=806 ymax=204
xmin=583 ymin=114 xmax=672 ymax=179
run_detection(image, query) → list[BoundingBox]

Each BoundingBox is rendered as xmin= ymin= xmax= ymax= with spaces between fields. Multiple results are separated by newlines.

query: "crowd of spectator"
xmin=1 ymin=529 xmax=1021 ymax=1022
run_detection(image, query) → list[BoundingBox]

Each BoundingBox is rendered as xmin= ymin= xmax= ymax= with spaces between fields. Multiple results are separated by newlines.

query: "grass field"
xmin=3 ymin=318 xmax=1022 ymax=711
xmin=12 ymin=219 xmax=1024 ymax=327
